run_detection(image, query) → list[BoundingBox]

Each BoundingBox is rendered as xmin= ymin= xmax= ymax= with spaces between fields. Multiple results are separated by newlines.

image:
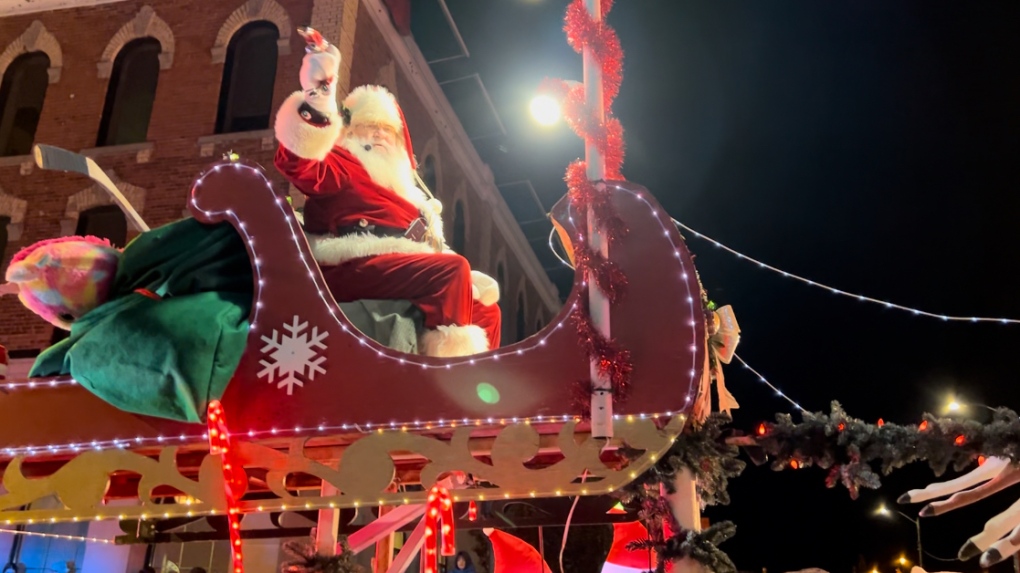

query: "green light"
xmin=476 ymin=382 xmax=500 ymax=404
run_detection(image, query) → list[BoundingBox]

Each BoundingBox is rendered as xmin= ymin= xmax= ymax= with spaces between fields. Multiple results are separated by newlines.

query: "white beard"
xmin=340 ymin=135 xmax=425 ymax=205
xmin=338 ymin=133 xmax=446 ymax=249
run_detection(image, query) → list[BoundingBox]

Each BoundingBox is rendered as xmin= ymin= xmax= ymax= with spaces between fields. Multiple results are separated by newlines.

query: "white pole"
xmin=583 ymin=0 xmax=613 ymax=440
xmin=316 ymin=483 xmax=340 ymax=556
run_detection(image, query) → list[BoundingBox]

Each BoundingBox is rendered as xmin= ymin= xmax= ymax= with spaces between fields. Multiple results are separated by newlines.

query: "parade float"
xmin=3 ymin=1 xmax=1020 ymax=572
xmin=0 ymin=2 xmax=716 ymax=570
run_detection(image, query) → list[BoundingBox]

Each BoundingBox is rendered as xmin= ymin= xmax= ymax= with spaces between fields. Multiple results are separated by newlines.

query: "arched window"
xmin=0 ymin=52 xmax=50 ymax=157
xmin=0 ymin=215 xmax=9 ymax=267
xmin=216 ymin=22 xmax=279 ymax=134
xmin=97 ymin=38 xmax=161 ymax=146
xmin=419 ymin=155 xmax=437 ymax=195
xmin=452 ymin=200 xmax=466 ymax=255
xmin=76 ymin=205 xmax=128 ymax=247
xmin=515 ymin=293 xmax=526 ymax=343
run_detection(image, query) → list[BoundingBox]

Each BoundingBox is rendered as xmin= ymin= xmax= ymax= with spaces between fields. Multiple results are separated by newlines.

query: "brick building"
xmin=0 ymin=0 xmax=561 ymax=367
xmin=0 ymin=1 xmax=561 ymax=568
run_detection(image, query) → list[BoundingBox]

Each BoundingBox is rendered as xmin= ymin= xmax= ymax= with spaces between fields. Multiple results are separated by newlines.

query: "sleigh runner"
xmin=0 ymin=150 xmax=706 ymax=526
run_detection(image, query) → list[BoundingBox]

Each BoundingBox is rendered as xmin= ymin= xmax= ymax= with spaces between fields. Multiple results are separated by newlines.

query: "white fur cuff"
xmin=306 ymin=232 xmax=436 ymax=266
xmin=419 ymin=324 xmax=489 ymax=357
xmin=470 ymin=270 xmax=500 ymax=307
xmin=274 ymin=91 xmax=341 ymax=161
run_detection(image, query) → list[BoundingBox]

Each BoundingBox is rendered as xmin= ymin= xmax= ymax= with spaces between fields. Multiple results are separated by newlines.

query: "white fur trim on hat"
xmin=275 ymin=92 xmax=341 ymax=161
xmin=419 ymin=324 xmax=489 ymax=357
xmin=343 ymin=85 xmax=402 ymax=129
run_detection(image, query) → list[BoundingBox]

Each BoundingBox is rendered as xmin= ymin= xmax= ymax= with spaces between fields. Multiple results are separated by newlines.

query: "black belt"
xmin=334 ymin=220 xmax=425 ymax=242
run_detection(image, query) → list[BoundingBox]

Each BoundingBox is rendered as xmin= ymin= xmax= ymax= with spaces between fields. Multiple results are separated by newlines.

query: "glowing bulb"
xmin=530 ymin=95 xmax=561 ymax=126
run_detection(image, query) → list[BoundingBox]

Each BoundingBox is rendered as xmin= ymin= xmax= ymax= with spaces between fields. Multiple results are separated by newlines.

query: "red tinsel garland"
xmin=554 ymin=0 xmax=632 ymax=417
xmin=557 ymin=0 xmax=633 ymax=418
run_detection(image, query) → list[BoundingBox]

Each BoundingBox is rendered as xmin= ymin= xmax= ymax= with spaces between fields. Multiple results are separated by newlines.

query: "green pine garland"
xmin=280 ymin=534 xmax=363 ymax=573
xmin=621 ymin=412 xmax=746 ymax=507
xmin=658 ymin=521 xmax=738 ymax=573
xmin=749 ymin=401 xmax=1020 ymax=497
xmin=616 ymin=413 xmax=745 ymax=573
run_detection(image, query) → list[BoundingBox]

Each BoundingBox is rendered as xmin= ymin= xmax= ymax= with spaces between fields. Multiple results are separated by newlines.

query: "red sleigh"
xmin=0 ymin=156 xmax=706 ymax=525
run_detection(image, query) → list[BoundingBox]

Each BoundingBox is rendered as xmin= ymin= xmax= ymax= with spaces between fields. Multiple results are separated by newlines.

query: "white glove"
xmin=471 ymin=271 xmax=500 ymax=307
xmin=299 ymin=43 xmax=341 ymax=115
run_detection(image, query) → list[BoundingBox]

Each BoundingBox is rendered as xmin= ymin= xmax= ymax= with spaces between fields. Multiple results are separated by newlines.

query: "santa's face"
xmin=341 ymin=125 xmax=418 ymax=203
xmin=350 ymin=121 xmax=399 ymax=153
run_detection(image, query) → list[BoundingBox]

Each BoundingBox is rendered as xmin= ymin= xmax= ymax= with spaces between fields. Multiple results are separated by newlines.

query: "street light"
xmin=529 ymin=95 xmax=561 ymax=126
xmin=876 ymin=504 xmax=924 ymax=569
xmin=943 ymin=397 xmax=996 ymax=415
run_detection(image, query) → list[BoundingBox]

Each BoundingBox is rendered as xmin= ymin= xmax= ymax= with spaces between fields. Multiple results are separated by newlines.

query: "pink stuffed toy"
xmin=2 ymin=236 xmax=121 ymax=330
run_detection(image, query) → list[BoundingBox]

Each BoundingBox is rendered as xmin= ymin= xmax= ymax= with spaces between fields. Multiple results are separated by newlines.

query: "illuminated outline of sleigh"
xmin=0 ymin=156 xmax=706 ymax=525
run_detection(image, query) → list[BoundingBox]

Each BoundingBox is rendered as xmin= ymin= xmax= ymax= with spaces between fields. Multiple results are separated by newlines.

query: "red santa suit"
xmin=273 ymin=43 xmax=500 ymax=357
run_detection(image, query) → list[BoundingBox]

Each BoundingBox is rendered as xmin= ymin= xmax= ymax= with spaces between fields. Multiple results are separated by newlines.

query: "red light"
xmin=790 ymin=460 xmax=799 ymax=469
xmin=877 ymin=418 xmax=885 ymax=427
xmin=837 ymin=423 xmax=845 ymax=432
xmin=468 ymin=500 xmax=478 ymax=522
xmin=919 ymin=420 xmax=929 ymax=431
xmin=757 ymin=423 xmax=767 ymax=436
xmin=955 ymin=435 xmax=966 ymax=446
xmin=979 ymin=456 xmax=987 ymax=466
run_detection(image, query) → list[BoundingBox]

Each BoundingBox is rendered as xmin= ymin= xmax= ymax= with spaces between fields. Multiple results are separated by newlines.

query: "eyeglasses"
xmin=351 ymin=122 xmax=398 ymax=137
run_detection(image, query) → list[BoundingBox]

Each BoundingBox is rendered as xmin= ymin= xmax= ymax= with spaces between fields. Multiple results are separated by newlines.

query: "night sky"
xmin=416 ymin=2 xmax=1020 ymax=572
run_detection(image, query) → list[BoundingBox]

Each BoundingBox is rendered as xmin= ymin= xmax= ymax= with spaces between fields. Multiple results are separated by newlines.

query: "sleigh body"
xmin=0 ymin=159 xmax=706 ymax=525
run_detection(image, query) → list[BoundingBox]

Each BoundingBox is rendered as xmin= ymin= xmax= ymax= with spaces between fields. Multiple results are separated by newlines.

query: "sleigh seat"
xmin=0 ymin=158 xmax=706 ymax=525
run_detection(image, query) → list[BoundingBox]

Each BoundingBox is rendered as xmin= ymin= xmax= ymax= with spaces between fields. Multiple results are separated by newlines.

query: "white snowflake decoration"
xmin=258 ymin=315 xmax=328 ymax=395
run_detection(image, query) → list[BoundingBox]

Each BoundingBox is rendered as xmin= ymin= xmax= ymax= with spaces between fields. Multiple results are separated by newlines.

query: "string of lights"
xmin=673 ymin=219 xmax=1020 ymax=325
xmin=0 ymin=410 xmax=686 ymax=458
xmin=2 ymin=377 xmax=78 ymax=391
xmin=545 ymin=204 xmax=810 ymax=415
xmin=732 ymin=354 xmax=806 ymax=413
xmin=0 ymin=527 xmax=113 ymax=544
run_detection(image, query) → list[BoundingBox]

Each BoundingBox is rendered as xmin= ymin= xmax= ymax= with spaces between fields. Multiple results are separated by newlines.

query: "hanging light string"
xmin=732 ymin=354 xmax=806 ymax=413
xmin=0 ymin=527 xmax=113 ymax=544
xmin=546 ymin=230 xmax=808 ymax=414
xmin=672 ymin=219 xmax=1020 ymax=325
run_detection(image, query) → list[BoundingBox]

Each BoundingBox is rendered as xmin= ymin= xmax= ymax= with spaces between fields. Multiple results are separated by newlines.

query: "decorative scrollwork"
xmin=0 ymin=417 xmax=684 ymax=524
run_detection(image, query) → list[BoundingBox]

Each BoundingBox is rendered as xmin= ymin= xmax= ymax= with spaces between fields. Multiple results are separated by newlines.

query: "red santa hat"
xmin=483 ymin=528 xmax=552 ymax=573
xmin=342 ymin=85 xmax=417 ymax=170
xmin=602 ymin=521 xmax=656 ymax=573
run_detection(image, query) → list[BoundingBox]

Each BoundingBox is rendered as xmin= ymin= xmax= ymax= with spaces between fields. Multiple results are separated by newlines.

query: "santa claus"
xmin=273 ymin=29 xmax=500 ymax=357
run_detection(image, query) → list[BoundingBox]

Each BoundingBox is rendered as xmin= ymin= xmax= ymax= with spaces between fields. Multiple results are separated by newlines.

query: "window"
xmin=97 ymin=38 xmax=161 ymax=146
xmin=515 ymin=293 xmax=526 ymax=343
xmin=0 ymin=215 xmax=9 ymax=270
xmin=215 ymin=21 xmax=279 ymax=133
xmin=0 ymin=52 xmax=50 ymax=157
xmin=13 ymin=522 xmax=88 ymax=572
xmin=452 ymin=200 xmax=466 ymax=255
xmin=76 ymin=205 xmax=128 ymax=247
xmin=419 ymin=155 xmax=437 ymax=195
